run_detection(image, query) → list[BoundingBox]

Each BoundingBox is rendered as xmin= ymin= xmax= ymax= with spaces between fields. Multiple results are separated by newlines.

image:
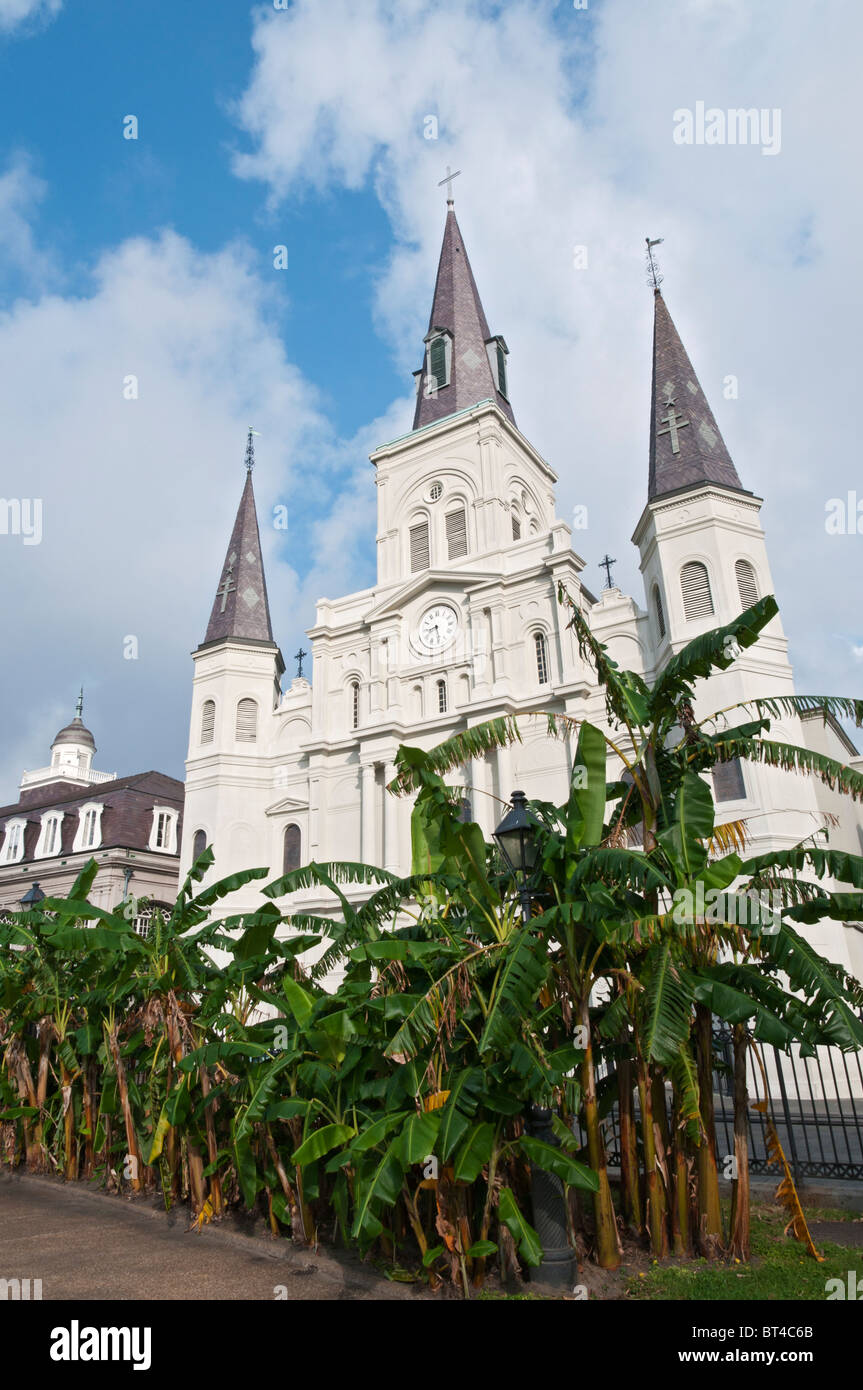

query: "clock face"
xmin=417 ymin=604 xmax=458 ymax=653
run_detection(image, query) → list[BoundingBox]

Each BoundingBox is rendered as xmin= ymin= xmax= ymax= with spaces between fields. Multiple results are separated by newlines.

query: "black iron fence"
xmin=591 ymin=1026 xmax=863 ymax=1184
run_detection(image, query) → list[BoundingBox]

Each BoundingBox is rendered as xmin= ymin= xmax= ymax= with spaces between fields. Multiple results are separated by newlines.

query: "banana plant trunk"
xmin=636 ymin=1056 xmax=668 ymax=1257
xmin=694 ymin=1004 xmax=724 ymax=1256
xmin=728 ymin=1024 xmax=751 ymax=1261
xmin=578 ymin=994 xmax=621 ymax=1269
xmin=107 ymin=1024 xmax=141 ymax=1192
xmin=618 ymin=1055 xmax=642 ymax=1233
xmin=61 ymin=1063 xmax=77 ymax=1181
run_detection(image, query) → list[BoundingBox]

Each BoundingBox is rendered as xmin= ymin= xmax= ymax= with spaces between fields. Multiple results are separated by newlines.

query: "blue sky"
xmin=0 ymin=0 xmax=860 ymax=800
xmin=1 ymin=0 xmax=406 ymax=433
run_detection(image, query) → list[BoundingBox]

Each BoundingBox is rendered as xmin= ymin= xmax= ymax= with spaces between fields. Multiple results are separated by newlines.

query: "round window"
xmin=428 ymin=481 xmax=443 ymax=502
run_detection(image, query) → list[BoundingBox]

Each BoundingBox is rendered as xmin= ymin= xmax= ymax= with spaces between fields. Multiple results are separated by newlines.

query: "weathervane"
xmin=76 ymin=687 xmax=84 ymax=719
xmin=600 ymin=554 xmax=617 ymax=590
xmin=645 ymin=236 xmax=664 ymax=291
xmin=245 ymin=427 xmax=261 ymax=473
xmin=438 ymin=165 xmax=461 ymax=206
xmin=294 ymin=647 xmax=308 ymax=679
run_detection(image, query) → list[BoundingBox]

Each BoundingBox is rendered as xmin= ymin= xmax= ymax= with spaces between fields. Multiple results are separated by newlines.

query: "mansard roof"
xmin=0 ymin=772 xmax=185 ymax=864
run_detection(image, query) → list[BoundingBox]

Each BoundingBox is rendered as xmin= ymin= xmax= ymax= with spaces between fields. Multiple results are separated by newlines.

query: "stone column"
xmin=361 ymin=763 xmax=378 ymax=865
xmin=470 ymin=752 xmax=489 ymax=834
xmin=384 ymin=761 xmax=400 ymax=873
xmin=496 ymin=745 xmax=514 ymax=809
xmin=308 ymin=776 xmax=321 ymax=858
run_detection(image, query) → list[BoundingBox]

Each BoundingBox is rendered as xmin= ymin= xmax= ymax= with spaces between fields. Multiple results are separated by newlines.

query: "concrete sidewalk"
xmin=0 ymin=1172 xmax=426 ymax=1301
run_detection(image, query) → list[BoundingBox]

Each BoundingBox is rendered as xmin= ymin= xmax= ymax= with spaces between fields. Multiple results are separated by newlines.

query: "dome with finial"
xmin=51 ymin=689 xmax=96 ymax=753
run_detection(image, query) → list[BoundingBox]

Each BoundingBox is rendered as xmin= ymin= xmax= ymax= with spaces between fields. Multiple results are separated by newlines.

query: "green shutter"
xmin=496 ymin=342 xmax=507 ymax=397
xmin=429 ymin=336 xmax=447 ymax=389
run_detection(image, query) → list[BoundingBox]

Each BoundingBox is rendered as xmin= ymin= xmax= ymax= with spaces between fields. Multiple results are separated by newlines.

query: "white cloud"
xmin=0 ymin=0 xmax=62 ymax=34
xmin=0 ymin=218 xmax=344 ymax=800
xmin=232 ymin=0 xmax=863 ymax=721
xmin=0 ymin=157 xmax=51 ymax=289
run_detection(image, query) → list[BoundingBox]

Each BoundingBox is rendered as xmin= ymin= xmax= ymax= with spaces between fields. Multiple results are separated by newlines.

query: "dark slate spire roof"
xmin=412 ymin=206 xmax=515 ymax=431
xmin=203 ymin=469 xmax=275 ymax=646
xmin=648 ymin=291 xmax=745 ymax=500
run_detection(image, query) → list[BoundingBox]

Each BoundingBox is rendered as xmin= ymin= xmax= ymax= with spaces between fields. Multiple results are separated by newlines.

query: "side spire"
xmin=412 ymin=201 xmax=515 ymax=431
xmin=648 ymin=278 xmax=745 ymax=501
xmin=203 ymin=437 xmax=275 ymax=647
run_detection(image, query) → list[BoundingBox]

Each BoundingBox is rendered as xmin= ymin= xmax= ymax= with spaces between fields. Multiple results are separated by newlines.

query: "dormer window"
xmin=1 ymin=819 xmax=25 ymax=865
xmin=35 ymin=811 xmax=63 ymax=859
xmin=486 ymin=335 xmax=510 ymax=399
xmin=423 ymin=329 xmax=452 ymax=395
xmin=73 ymin=803 xmax=103 ymax=853
xmin=149 ymin=807 xmax=178 ymax=854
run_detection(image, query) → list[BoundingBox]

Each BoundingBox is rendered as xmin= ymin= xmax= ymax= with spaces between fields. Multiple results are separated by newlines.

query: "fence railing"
xmin=588 ymin=1024 xmax=863 ymax=1184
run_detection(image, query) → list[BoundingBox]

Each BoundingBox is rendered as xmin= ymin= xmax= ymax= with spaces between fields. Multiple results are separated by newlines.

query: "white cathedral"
xmin=178 ymin=199 xmax=863 ymax=985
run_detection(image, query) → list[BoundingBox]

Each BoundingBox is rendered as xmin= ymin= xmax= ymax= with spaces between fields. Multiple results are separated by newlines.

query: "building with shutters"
xmin=178 ymin=197 xmax=863 ymax=983
xmin=0 ymin=696 xmax=183 ymax=931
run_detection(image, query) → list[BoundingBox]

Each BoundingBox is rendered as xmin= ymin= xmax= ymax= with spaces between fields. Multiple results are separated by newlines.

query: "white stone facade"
xmin=179 ymin=223 xmax=863 ymax=987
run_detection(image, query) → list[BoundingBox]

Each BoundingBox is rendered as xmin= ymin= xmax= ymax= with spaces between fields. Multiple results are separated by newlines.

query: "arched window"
xmin=351 ymin=680 xmax=360 ymax=730
xmin=131 ymin=902 xmax=171 ymax=941
xmin=680 ymin=561 xmax=714 ymax=621
xmin=200 ymin=699 xmax=215 ymax=744
xmin=283 ymin=824 xmax=301 ymax=874
xmin=192 ymin=829 xmax=207 ymax=861
xmin=534 ymin=631 xmax=550 ymax=685
xmin=437 ymin=679 xmax=448 ymax=714
xmin=735 ymin=559 xmax=759 ymax=610
xmin=236 ymin=698 xmax=258 ymax=742
xmin=446 ymin=507 xmax=468 ymax=560
xmin=653 ymin=584 xmax=666 ymax=639
xmin=2 ymin=819 xmax=25 ymax=864
xmin=410 ymin=520 xmax=430 ymax=572
xmin=511 ymin=512 xmax=522 ymax=541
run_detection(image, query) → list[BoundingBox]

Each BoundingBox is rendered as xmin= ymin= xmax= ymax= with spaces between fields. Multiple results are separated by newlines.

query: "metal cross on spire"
xmin=645 ymin=236 xmax=664 ymax=292
xmin=75 ymin=687 xmax=84 ymax=719
xmin=245 ymin=427 xmax=261 ymax=473
xmin=438 ymin=165 xmax=461 ymax=206
xmin=217 ymin=555 xmax=236 ymax=613
xmin=294 ymin=647 xmax=308 ymax=679
xmin=657 ymin=397 xmax=690 ymax=454
xmin=600 ymin=554 xmax=617 ymax=590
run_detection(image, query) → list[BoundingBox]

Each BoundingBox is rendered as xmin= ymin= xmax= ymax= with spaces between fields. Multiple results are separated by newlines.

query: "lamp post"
xmin=493 ymin=791 xmax=575 ymax=1289
xmin=19 ymin=881 xmax=46 ymax=912
xmin=492 ymin=790 xmax=538 ymax=926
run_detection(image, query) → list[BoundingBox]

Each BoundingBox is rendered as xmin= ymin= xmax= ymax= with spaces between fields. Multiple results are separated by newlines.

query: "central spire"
xmin=412 ymin=205 xmax=515 ymax=432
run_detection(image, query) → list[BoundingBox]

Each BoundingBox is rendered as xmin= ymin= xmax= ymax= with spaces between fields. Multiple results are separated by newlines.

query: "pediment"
xmin=265 ymin=795 xmax=309 ymax=817
xmin=366 ymin=567 xmax=498 ymax=622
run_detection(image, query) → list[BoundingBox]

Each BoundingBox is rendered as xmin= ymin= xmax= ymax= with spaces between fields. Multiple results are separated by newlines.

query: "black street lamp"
xmin=19 ymin=881 xmax=46 ymax=912
xmin=493 ymin=790 xmax=575 ymax=1289
xmin=492 ymin=790 xmax=539 ymax=924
